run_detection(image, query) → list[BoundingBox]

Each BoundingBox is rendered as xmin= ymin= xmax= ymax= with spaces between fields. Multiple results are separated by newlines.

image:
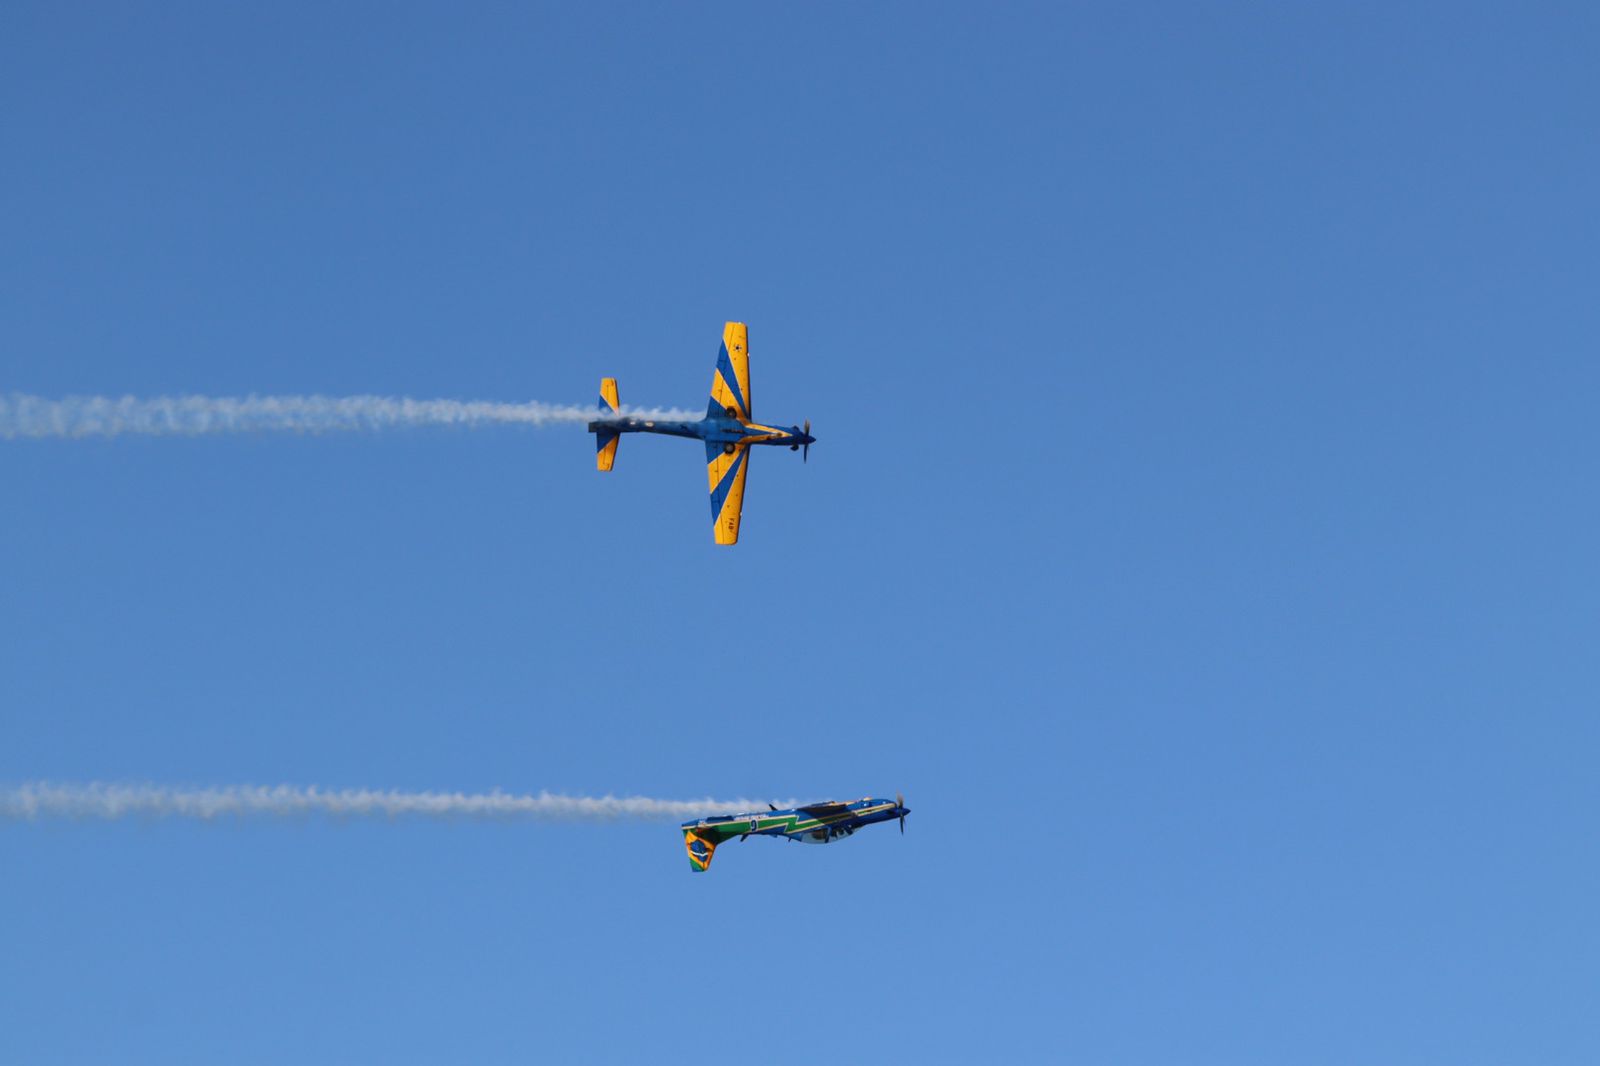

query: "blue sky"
xmin=3 ymin=3 xmax=1598 ymax=1063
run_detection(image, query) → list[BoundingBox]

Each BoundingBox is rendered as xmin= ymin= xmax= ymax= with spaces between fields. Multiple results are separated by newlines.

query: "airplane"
xmin=587 ymin=322 xmax=815 ymax=544
xmin=680 ymin=794 xmax=909 ymax=872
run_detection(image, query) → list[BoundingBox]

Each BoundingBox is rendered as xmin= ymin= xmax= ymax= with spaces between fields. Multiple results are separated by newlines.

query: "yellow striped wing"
xmin=706 ymin=445 xmax=750 ymax=545
xmin=709 ymin=322 xmax=751 ymax=420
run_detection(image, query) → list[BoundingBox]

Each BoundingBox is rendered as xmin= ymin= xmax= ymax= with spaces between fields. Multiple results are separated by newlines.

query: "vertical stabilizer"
xmin=684 ymin=828 xmax=719 ymax=872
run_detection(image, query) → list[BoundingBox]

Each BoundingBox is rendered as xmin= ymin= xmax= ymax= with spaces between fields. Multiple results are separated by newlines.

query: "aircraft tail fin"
xmin=595 ymin=378 xmax=620 ymax=471
xmin=684 ymin=828 xmax=718 ymax=872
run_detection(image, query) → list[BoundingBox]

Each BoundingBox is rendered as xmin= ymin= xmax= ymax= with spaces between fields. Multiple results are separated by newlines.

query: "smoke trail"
xmin=0 ymin=782 xmax=789 ymax=822
xmin=0 ymin=394 xmax=702 ymax=440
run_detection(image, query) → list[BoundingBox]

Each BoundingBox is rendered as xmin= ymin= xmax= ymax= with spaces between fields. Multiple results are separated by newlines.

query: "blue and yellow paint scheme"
xmin=681 ymin=795 xmax=909 ymax=872
xmin=587 ymin=322 xmax=814 ymax=545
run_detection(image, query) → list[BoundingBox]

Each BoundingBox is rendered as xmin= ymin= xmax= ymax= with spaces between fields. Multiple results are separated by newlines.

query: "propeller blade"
xmin=898 ymin=792 xmax=906 ymax=834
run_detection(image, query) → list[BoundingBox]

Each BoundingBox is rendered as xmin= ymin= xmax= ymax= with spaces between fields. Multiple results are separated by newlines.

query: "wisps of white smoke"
xmin=0 ymin=782 xmax=789 ymax=822
xmin=0 ymin=394 xmax=702 ymax=440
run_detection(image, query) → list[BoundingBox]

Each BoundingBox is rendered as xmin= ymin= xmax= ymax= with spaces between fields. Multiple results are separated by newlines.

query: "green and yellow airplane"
xmin=588 ymin=322 xmax=814 ymax=544
xmin=680 ymin=795 xmax=909 ymax=872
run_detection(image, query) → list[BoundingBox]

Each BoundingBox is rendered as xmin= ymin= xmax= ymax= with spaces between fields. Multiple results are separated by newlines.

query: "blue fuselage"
xmin=588 ymin=413 xmax=813 ymax=451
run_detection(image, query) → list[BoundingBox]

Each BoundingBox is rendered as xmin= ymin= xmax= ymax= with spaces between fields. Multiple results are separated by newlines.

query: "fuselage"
xmin=683 ymin=796 xmax=908 ymax=845
xmin=588 ymin=412 xmax=813 ymax=452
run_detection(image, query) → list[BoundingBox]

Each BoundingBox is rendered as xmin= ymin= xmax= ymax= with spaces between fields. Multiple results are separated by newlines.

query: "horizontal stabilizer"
xmin=595 ymin=377 xmax=620 ymax=471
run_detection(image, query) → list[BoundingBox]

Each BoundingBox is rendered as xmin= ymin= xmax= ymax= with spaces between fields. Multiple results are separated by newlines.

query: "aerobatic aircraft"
xmin=680 ymin=795 xmax=909 ymax=872
xmin=588 ymin=322 xmax=814 ymax=545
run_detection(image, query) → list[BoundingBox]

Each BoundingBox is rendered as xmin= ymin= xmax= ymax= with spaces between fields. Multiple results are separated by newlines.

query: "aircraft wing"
xmin=706 ymin=441 xmax=750 ymax=545
xmin=797 ymin=802 xmax=850 ymax=820
xmin=708 ymin=321 xmax=751 ymax=420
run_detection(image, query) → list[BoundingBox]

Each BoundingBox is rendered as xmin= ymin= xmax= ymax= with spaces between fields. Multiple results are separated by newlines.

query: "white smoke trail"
xmin=0 ymin=394 xmax=702 ymax=440
xmin=0 ymin=782 xmax=790 ymax=823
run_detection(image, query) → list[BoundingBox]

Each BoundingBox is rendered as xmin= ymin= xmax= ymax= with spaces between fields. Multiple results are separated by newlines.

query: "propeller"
xmin=898 ymin=792 xmax=906 ymax=835
xmin=803 ymin=419 xmax=811 ymax=463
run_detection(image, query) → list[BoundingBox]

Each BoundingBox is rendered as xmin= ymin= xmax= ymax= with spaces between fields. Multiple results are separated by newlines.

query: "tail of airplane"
xmin=683 ymin=828 xmax=718 ymax=872
xmin=595 ymin=377 xmax=620 ymax=471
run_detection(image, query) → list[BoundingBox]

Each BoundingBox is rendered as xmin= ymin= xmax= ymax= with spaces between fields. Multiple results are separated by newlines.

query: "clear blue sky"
xmin=3 ymin=3 xmax=1598 ymax=1063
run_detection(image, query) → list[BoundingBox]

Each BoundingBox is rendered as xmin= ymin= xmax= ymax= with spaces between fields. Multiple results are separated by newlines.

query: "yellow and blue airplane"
xmin=680 ymin=795 xmax=909 ymax=872
xmin=587 ymin=322 xmax=814 ymax=545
